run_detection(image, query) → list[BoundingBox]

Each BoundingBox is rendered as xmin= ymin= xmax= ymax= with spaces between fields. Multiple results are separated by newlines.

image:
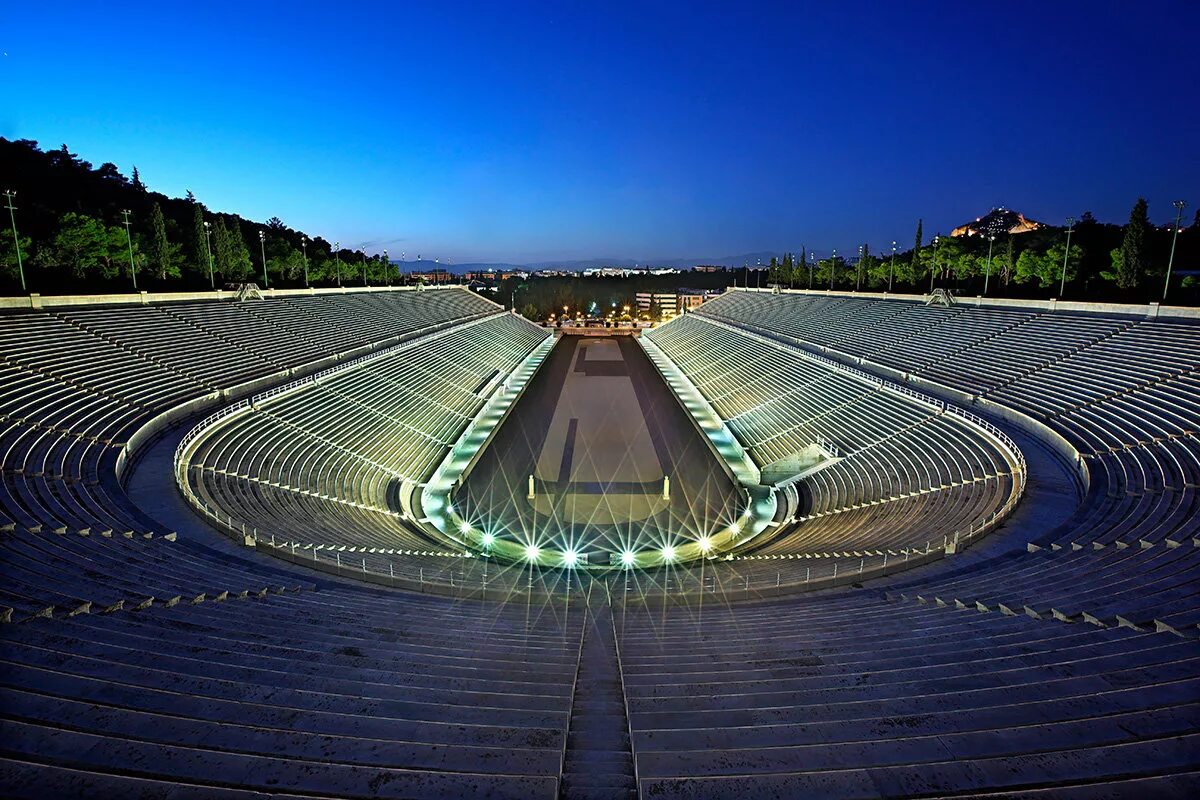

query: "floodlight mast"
xmin=1059 ymin=217 xmax=1075 ymax=298
xmin=1163 ymin=200 xmax=1187 ymax=301
xmin=889 ymin=241 xmax=897 ymax=292
xmin=984 ymin=234 xmax=995 ymax=296
xmin=3 ymin=190 xmax=26 ymax=292
xmin=120 ymin=209 xmax=137 ymax=290
xmin=258 ymin=230 xmax=269 ymax=288
xmin=203 ymin=221 xmax=215 ymax=288
xmin=301 ymin=236 xmax=309 ymax=287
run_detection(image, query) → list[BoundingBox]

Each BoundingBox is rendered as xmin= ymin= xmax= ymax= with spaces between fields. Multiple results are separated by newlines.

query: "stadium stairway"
xmin=560 ymin=598 xmax=638 ymax=800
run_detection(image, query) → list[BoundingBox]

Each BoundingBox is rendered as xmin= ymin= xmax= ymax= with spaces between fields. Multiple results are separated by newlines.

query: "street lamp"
xmin=334 ymin=242 xmax=341 ymax=286
xmin=829 ymin=249 xmax=837 ymax=290
xmin=984 ymin=234 xmax=995 ymax=296
xmin=383 ymin=249 xmax=389 ymax=286
xmin=258 ymin=230 xmax=269 ymax=288
xmin=300 ymin=236 xmax=309 ymax=287
xmin=361 ymin=249 xmax=369 ymax=287
xmin=808 ymin=251 xmax=814 ymax=289
xmin=1164 ymin=200 xmax=1187 ymax=301
xmin=120 ymin=209 xmax=137 ymax=290
xmin=203 ymin=221 xmax=214 ymax=289
xmin=856 ymin=245 xmax=864 ymax=292
xmin=3 ymin=190 xmax=26 ymax=292
xmin=889 ymin=241 xmax=897 ymax=292
xmin=1059 ymin=217 xmax=1074 ymax=298
xmin=930 ymin=236 xmax=939 ymax=292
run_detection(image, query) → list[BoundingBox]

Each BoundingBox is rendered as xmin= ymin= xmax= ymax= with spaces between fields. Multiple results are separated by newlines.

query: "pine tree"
xmin=1112 ymin=198 xmax=1149 ymax=289
xmin=131 ymin=166 xmax=146 ymax=191
xmin=912 ymin=219 xmax=923 ymax=270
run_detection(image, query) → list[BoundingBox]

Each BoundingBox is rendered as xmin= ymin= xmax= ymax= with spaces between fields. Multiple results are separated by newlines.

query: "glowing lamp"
xmin=524 ymin=544 xmax=541 ymax=561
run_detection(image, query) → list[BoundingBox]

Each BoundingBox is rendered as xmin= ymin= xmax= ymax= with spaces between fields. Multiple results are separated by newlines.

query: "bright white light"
xmin=524 ymin=544 xmax=540 ymax=561
xmin=563 ymin=550 xmax=579 ymax=567
xmin=621 ymin=550 xmax=636 ymax=567
xmin=697 ymin=536 xmax=712 ymax=553
xmin=459 ymin=521 xmax=471 ymax=535
xmin=662 ymin=545 xmax=677 ymax=561
xmin=481 ymin=532 xmax=495 ymax=547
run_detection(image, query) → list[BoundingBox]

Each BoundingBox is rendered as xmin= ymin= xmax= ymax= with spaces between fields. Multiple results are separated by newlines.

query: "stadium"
xmin=1 ymin=283 xmax=1198 ymax=798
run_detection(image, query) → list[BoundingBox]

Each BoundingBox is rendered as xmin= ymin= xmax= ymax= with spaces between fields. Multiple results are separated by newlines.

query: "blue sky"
xmin=3 ymin=1 xmax=1197 ymax=262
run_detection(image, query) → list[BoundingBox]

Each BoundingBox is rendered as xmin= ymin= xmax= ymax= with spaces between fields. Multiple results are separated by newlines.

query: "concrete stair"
xmin=561 ymin=605 xmax=636 ymax=800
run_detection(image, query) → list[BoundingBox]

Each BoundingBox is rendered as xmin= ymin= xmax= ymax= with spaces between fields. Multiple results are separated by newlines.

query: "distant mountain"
xmin=426 ymin=252 xmax=789 ymax=274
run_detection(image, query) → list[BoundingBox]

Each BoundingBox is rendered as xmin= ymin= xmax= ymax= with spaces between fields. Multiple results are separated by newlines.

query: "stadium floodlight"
xmin=524 ymin=544 xmax=540 ymax=561
xmin=258 ymin=230 xmax=269 ymax=289
xmin=481 ymin=532 xmax=495 ymax=547
xmin=1164 ymin=200 xmax=1187 ymax=301
xmin=458 ymin=521 xmax=471 ymax=535
xmin=620 ymin=550 xmax=636 ymax=567
xmin=204 ymin=221 xmax=214 ymax=288
xmin=697 ymin=536 xmax=713 ymax=553
xmin=3 ymin=190 xmax=26 ymax=291
xmin=562 ymin=549 xmax=579 ymax=568
xmin=661 ymin=545 xmax=677 ymax=562
xmin=120 ymin=210 xmax=137 ymax=290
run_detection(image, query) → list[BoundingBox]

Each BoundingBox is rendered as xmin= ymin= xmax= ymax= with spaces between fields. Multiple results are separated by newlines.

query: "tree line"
xmin=763 ymin=201 xmax=1195 ymax=302
xmin=1 ymin=138 xmax=401 ymax=293
xmin=2 ymin=137 xmax=1194 ymax=303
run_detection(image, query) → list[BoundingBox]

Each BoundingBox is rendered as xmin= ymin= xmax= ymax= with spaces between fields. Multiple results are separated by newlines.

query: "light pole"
xmin=808 ymin=252 xmax=814 ymax=289
xmin=203 ymin=221 xmax=214 ymax=289
xmin=334 ymin=242 xmax=341 ymax=286
xmin=121 ymin=209 xmax=137 ymax=290
xmin=258 ymin=231 xmax=269 ymax=288
xmin=1164 ymin=200 xmax=1187 ymax=301
xmin=361 ymin=249 xmax=369 ymax=287
xmin=400 ymin=252 xmax=406 ymax=285
xmin=300 ymin=236 xmax=309 ymax=287
xmin=856 ymin=245 xmax=864 ymax=292
xmin=383 ymin=249 xmax=389 ymax=286
xmin=829 ymin=249 xmax=837 ymax=290
xmin=3 ymin=190 xmax=26 ymax=292
xmin=1059 ymin=217 xmax=1074 ymax=298
xmin=984 ymin=234 xmax=995 ymax=296
xmin=929 ymin=236 xmax=939 ymax=292
xmin=889 ymin=241 xmax=897 ymax=292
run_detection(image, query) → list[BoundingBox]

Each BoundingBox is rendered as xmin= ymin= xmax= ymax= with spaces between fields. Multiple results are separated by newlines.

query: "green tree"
xmin=911 ymin=219 xmax=923 ymax=273
xmin=1107 ymin=198 xmax=1149 ymax=289
xmin=50 ymin=212 xmax=128 ymax=279
xmin=520 ymin=303 xmax=539 ymax=320
xmin=1014 ymin=243 xmax=1082 ymax=288
xmin=216 ymin=217 xmax=253 ymax=280
xmin=189 ymin=202 xmax=210 ymax=278
xmin=0 ymin=232 xmax=31 ymax=284
xmin=146 ymin=202 xmax=182 ymax=280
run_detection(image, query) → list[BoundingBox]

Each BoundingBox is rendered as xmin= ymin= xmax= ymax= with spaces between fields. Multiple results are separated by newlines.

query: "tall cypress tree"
xmin=912 ymin=219 xmax=923 ymax=270
xmin=146 ymin=202 xmax=174 ymax=280
xmin=191 ymin=203 xmax=208 ymax=277
xmin=1112 ymin=198 xmax=1149 ymax=289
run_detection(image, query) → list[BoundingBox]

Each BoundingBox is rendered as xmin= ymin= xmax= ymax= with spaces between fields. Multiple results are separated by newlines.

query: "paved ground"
xmin=458 ymin=335 xmax=741 ymax=565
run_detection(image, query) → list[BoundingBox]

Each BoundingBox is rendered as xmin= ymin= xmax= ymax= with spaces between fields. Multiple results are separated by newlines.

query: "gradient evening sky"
xmin=3 ymin=1 xmax=1197 ymax=263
